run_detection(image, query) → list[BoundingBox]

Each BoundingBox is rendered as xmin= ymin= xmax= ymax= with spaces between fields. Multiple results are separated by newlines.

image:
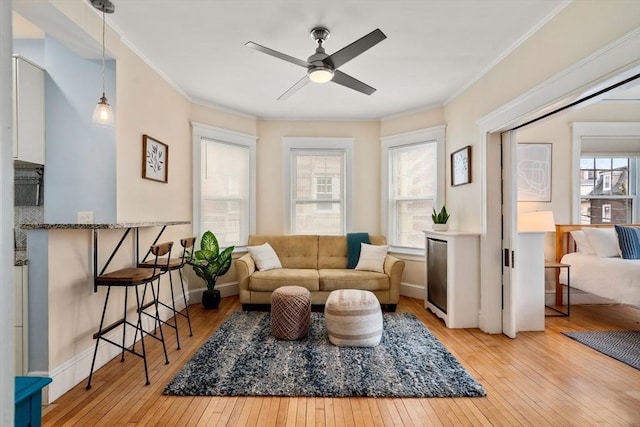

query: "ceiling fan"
xmin=245 ymin=27 xmax=386 ymax=100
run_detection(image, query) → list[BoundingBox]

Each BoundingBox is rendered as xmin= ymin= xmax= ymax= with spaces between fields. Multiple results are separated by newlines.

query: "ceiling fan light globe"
xmin=308 ymin=68 xmax=334 ymax=83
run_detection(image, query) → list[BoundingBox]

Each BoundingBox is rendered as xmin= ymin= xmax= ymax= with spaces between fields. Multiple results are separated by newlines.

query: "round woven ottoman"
xmin=270 ymin=286 xmax=311 ymax=340
xmin=324 ymin=289 xmax=383 ymax=347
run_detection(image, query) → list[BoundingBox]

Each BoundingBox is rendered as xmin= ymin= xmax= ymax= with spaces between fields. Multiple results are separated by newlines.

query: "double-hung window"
xmin=192 ymin=123 xmax=256 ymax=248
xmin=381 ymin=126 xmax=445 ymax=251
xmin=579 ymin=157 xmax=637 ymax=224
xmin=572 ymin=122 xmax=640 ymax=224
xmin=284 ymin=138 xmax=352 ymax=235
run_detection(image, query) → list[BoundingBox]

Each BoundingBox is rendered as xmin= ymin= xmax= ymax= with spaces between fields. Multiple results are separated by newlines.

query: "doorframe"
xmin=476 ymin=28 xmax=640 ymax=335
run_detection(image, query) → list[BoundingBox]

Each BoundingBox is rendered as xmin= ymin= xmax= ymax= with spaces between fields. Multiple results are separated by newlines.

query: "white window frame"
xmin=192 ymin=122 xmax=257 ymax=249
xmin=381 ymin=125 xmax=446 ymax=254
xmin=572 ymin=122 xmax=640 ymax=223
xmin=283 ymin=137 xmax=353 ymax=234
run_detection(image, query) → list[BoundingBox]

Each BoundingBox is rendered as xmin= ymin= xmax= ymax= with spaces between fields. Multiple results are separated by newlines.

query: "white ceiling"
xmin=15 ymin=0 xmax=575 ymax=120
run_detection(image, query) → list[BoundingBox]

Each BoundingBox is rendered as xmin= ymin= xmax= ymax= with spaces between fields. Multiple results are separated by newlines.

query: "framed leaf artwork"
xmin=142 ymin=134 xmax=168 ymax=183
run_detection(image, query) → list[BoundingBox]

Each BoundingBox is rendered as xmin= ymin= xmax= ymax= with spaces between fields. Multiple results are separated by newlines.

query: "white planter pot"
xmin=432 ymin=224 xmax=449 ymax=231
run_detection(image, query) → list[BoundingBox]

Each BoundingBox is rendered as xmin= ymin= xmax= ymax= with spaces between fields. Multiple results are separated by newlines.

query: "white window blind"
xmin=193 ymin=123 xmax=256 ymax=248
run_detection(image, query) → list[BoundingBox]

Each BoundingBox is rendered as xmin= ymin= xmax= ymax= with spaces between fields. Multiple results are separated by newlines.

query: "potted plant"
xmin=432 ymin=206 xmax=450 ymax=231
xmin=187 ymin=230 xmax=235 ymax=309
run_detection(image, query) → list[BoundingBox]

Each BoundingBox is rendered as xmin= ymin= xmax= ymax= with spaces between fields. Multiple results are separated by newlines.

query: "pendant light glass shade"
xmin=92 ymin=94 xmax=114 ymax=127
xmin=92 ymin=0 xmax=115 ymax=127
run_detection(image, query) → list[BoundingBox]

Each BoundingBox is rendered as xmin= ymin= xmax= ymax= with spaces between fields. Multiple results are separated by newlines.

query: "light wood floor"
xmin=42 ymin=296 xmax=640 ymax=426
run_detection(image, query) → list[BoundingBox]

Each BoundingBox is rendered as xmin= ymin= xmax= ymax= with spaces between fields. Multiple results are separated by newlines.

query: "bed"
xmin=554 ymin=224 xmax=640 ymax=307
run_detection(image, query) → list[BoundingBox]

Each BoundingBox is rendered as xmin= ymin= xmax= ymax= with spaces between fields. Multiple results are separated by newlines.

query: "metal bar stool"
xmin=138 ymin=237 xmax=196 ymax=350
xmin=86 ymin=241 xmax=173 ymax=389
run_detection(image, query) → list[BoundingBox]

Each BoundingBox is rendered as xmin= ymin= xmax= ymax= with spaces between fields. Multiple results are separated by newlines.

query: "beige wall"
xmin=443 ymin=0 xmax=640 ymax=233
xmin=256 ymin=120 xmax=381 ymax=234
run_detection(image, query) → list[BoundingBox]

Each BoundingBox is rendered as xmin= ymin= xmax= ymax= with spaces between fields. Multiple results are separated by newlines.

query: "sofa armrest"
xmin=384 ymin=255 xmax=405 ymax=303
xmin=235 ymin=253 xmax=256 ymax=294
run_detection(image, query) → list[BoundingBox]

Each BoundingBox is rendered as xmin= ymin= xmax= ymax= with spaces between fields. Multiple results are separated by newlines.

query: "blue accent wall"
xmin=43 ymin=36 xmax=116 ymax=223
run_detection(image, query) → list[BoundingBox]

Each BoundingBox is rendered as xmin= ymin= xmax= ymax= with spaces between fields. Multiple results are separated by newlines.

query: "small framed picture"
xmin=451 ymin=145 xmax=471 ymax=186
xmin=142 ymin=134 xmax=168 ymax=183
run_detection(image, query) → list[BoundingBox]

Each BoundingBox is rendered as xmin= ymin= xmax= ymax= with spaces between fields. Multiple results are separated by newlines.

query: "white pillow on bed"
xmin=570 ymin=230 xmax=595 ymax=255
xmin=582 ymin=227 xmax=620 ymax=258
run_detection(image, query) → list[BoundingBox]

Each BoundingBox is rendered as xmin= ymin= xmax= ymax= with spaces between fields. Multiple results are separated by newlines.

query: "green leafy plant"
xmin=432 ymin=206 xmax=450 ymax=224
xmin=186 ymin=231 xmax=235 ymax=291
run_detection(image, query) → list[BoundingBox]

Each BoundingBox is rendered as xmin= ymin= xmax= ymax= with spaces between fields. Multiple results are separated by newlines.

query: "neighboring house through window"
xmin=192 ymin=123 xmax=256 ymax=248
xmin=381 ymin=125 xmax=446 ymax=251
xmin=283 ymin=137 xmax=352 ymax=235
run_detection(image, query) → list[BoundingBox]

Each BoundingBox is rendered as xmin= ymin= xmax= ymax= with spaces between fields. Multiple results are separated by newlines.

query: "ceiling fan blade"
xmin=325 ymin=29 xmax=386 ymax=69
xmin=278 ymin=75 xmax=311 ymax=100
xmin=331 ymin=70 xmax=376 ymax=95
xmin=245 ymin=41 xmax=308 ymax=68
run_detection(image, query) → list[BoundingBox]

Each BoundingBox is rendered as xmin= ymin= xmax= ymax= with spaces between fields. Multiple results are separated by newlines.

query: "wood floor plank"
xmin=41 ymin=296 xmax=640 ymax=426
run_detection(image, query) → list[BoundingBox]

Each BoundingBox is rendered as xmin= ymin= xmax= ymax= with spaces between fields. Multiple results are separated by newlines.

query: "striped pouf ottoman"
xmin=270 ymin=286 xmax=311 ymax=340
xmin=324 ymin=289 xmax=383 ymax=347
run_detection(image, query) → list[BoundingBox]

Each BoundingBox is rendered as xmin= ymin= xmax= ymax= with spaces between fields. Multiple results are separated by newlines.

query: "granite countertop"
xmin=21 ymin=220 xmax=190 ymax=230
xmin=15 ymin=249 xmax=27 ymax=266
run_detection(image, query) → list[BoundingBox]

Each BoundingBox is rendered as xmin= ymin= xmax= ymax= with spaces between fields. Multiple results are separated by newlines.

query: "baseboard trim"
xmin=400 ymin=282 xmax=424 ymax=300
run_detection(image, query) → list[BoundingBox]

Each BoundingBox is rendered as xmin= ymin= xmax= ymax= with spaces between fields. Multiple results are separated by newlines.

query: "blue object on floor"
xmin=15 ymin=376 xmax=52 ymax=427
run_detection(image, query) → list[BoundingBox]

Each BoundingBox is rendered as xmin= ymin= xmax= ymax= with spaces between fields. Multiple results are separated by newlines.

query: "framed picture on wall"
xmin=451 ymin=145 xmax=471 ymax=186
xmin=142 ymin=134 xmax=168 ymax=183
xmin=517 ymin=143 xmax=551 ymax=201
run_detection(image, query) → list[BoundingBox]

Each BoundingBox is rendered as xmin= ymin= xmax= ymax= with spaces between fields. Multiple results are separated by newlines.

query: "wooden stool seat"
xmin=96 ymin=268 xmax=159 ymax=284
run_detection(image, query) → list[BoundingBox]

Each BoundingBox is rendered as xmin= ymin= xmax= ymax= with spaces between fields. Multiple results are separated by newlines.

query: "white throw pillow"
xmin=247 ymin=243 xmax=282 ymax=271
xmin=582 ymin=227 xmax=620 ymax=258
xmin=355 ymin=243 xmax=388 ymax=273
xmin=570 ymin=230 xmax=595 ymax=255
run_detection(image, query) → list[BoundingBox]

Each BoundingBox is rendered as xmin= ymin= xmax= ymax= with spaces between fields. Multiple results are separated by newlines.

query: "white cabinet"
xmin=13 ymin=56 xmax=45 ymax=165
xmin=424 ymin=231 xmax=480 ymax=328
xmin=14 ymin=265 xmax=28 ymax=375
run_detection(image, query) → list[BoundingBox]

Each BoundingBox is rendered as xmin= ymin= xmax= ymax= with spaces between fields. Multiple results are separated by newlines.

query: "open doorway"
xmin=477 ymin=33 xmax=640 ymax=336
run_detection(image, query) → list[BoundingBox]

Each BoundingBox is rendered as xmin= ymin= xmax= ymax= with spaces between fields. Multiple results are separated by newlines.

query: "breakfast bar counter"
xmin=20 ymin=220 xmax=191 ymax=403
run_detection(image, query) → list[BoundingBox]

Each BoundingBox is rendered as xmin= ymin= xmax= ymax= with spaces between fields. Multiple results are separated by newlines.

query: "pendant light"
xmin=91 ymin=0 xmax=115 ymax=127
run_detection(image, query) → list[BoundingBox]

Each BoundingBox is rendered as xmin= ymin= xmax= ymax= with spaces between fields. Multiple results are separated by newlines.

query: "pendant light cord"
xmin=101 ymin=8 xmax=106 ymax=97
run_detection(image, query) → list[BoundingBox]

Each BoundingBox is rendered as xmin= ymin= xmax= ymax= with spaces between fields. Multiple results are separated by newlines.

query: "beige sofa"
xmin=235 ymin=235 xmax=404 ymax=311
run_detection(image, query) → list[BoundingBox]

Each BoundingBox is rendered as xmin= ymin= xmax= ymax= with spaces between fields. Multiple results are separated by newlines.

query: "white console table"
xmin=423 ymin=230 xmax=480 ymax=328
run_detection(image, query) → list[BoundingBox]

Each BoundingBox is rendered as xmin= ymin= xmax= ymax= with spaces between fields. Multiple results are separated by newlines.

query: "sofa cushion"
xmin=248 ymin=235 xmax=318 ymax=269
xmin=249 ymin=268 xmax=319 ymax=292
xmin=319 ymin=269 xmax=390 ymax=292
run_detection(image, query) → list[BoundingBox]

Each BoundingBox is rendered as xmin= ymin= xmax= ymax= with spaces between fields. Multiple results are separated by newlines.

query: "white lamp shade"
xmin=518 ymin=210 xmax=556 ymax=232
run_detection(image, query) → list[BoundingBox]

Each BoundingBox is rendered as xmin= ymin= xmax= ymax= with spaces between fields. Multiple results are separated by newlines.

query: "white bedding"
xmin=559 ymin=252 xmax=640 ymax=306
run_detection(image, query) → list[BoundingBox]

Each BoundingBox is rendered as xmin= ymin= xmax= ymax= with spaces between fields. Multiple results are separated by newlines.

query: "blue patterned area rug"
xmin=563 ymin=331 xmax=640 ymax=370
xmin=164 ymin=311 xmax=486 ymax=398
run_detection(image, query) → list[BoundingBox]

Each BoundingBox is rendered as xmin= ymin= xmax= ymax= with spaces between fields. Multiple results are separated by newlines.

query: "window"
xmin=579 ymin=157 xmax=636 ymax=224
xmin=572 ymin=122 xmax=640 ymax=224
xmin=381 ymin=126 xmax=446 ymax=251
xmin=284 ymin=138 xmax=352 ymax=235
xmin=193 ymin=123 xmax=256 ymax=248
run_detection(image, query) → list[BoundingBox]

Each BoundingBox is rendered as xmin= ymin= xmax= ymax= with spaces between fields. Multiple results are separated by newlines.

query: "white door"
xmin=501 ymin=131 xmax=518 ymax=338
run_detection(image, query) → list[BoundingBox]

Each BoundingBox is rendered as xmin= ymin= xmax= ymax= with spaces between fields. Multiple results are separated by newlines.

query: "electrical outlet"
xmin=77 ymin=211 xmax=94 ymax=224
